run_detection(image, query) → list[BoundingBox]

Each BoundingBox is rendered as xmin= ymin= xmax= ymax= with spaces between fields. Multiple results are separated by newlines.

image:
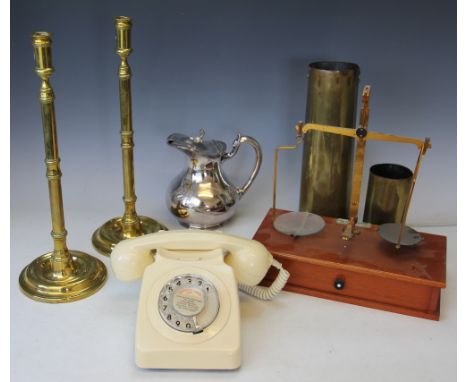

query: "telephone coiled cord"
xmin=238 ymin=259 xmax=290 ymax=300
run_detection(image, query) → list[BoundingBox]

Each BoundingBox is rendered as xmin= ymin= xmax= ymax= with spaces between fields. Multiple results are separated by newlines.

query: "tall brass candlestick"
xmin=19 ymin=32 xmax=107 ymax=303
xmin=92 ymin=16 xmax=167 ymax=256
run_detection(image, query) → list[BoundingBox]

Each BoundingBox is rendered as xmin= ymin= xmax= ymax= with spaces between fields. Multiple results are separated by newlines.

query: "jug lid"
xmin=167 ymin=130 xmax=227 ymax=159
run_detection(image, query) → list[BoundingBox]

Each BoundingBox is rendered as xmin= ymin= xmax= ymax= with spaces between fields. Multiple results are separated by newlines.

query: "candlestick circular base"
xmin=19 ymin=250 xmax=107 ymax=303
xmin=92 ymin=215 xmax=168 ymax=256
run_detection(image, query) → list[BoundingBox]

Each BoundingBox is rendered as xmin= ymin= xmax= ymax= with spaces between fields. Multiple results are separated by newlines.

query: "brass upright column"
xmin=92 ymin=16 xmax=167 ymax=256
xmin=19 ymin=32 xmax=107 ymax=303
xmin=299 ymin=62 xmax=360 ymax=218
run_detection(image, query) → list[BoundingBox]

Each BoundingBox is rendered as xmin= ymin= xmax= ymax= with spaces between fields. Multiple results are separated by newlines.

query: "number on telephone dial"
xmin=111 ymin=230 xmax=290 ymax=370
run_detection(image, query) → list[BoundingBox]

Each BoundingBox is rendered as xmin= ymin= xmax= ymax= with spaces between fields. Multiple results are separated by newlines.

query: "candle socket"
xmin=92 ymin=16 xmax=167 ymax=256
xmin=19 ymin=32 xmax=107 ymax=303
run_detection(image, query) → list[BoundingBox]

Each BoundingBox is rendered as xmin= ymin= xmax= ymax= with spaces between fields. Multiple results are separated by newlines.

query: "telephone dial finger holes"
xmin=158 ymin=274 xmax=220 ymax=334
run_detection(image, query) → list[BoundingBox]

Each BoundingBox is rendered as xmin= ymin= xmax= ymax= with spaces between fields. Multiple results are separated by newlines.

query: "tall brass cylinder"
xmin=299 ymin=62 xmax=360 ymax=218
xmin=363 ymin=163 xmax=413 ymax=225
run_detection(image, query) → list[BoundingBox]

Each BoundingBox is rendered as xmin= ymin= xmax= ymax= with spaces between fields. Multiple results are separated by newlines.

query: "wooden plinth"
xmin=253 ymin=209 xmax=447 ymax=320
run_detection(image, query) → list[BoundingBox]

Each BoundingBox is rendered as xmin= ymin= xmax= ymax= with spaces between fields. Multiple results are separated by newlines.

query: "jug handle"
xmin=223 ymin=134 xmax=262 ymax=198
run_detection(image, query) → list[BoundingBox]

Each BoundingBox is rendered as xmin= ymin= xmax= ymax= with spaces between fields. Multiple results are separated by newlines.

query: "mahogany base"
xmin=253 ymin=209 xmax=447 ymax=320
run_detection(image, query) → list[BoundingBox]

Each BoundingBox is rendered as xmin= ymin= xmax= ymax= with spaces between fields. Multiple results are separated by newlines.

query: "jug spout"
xmin=167 ymin=130 xmax=205 ymax=157
xmin=166 ymin=129 xmax=227 ymax=160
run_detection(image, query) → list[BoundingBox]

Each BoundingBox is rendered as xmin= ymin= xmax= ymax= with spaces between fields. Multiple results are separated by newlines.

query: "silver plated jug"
xmin=167 ymin=130 xmax=262 ymax=228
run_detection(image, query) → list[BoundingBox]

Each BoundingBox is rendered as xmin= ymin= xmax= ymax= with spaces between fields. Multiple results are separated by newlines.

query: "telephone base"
xmin=92 ymin=215 xmax=167 ymax=256
xmin=136 ymin=346 xmax=241 ymax=370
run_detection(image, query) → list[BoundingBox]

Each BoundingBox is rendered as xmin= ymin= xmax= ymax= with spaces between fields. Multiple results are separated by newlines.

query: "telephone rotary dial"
xmin=158 ymin=274 xmax=219 ymax=333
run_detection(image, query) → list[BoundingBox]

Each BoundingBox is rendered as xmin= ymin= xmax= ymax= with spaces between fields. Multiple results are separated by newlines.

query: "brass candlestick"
xmin=92 ymin=16 xmax=167 ymax=256
xmin=19 ymin=32 xmax=107 ymax=303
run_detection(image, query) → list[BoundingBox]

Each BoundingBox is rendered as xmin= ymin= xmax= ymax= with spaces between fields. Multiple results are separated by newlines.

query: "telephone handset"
xmin=111 ymin=229 xmax=290 ymax=370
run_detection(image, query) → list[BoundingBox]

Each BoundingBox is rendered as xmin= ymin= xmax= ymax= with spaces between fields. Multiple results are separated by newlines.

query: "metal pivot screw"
xmin=356 ymin=127 xmax=367 ymax=138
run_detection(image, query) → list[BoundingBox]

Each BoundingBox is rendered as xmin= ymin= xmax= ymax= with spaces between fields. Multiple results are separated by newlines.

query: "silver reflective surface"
xmin=167 ymin=130 xmax=262 ymax=228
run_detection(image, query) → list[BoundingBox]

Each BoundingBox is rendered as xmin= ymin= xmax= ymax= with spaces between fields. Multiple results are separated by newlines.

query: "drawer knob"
xmin=334 ymin=279 xmax=345 ymax=290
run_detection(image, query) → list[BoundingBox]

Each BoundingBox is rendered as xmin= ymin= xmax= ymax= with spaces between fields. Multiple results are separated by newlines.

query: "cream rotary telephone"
xmin=111 ymin=230 xmax=290 ymax=370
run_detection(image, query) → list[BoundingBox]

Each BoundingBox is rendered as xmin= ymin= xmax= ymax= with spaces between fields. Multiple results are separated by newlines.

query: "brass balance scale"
xmin=253 ymin=86 xmax=446 ymax=320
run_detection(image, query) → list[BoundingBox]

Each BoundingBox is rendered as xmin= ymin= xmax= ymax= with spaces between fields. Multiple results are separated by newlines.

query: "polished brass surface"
xmin=19 ymin=32 xmax=107 ymax=303
xmin=92 ymin=16 xmax=167 ymax=255
xmin=299 ymin=62 xmax=360 ymax=218
xmin=272 ymin=87 xmax=431 ymax=248
xmin=299 ymin=118 xmax=431 ymax=247
xmin=342 ymin=86 xmax=371 ymax=239
xmin=299 ymin=122 xmax=430 ymax=151
xmin=19 ymin=250 xmax=107 ymax=303
xmin=363 ymin=164 xmax=413 ymax=225
xmin=92 ymin=216 xmax=164 ymax=256
xmin=395 ymin=138 xmax=431 ymax=247
xmin=271 ymin=127 xmax=324 ymax=237
xmin=272 ymin=133 xmax=302 ymax=210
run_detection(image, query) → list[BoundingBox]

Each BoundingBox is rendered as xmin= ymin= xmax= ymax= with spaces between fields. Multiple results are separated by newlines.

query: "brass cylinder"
xmin=299 ymin=62 xmax=360 ymax=218
xmin=363 ymin=163 xmax=413 ymax=225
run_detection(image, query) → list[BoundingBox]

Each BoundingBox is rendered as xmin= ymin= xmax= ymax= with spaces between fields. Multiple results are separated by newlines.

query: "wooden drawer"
xmin=263 ymin=259 xmax=441 ymax=320
xmin=255 ymin=209 xmax=446 ymax=320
